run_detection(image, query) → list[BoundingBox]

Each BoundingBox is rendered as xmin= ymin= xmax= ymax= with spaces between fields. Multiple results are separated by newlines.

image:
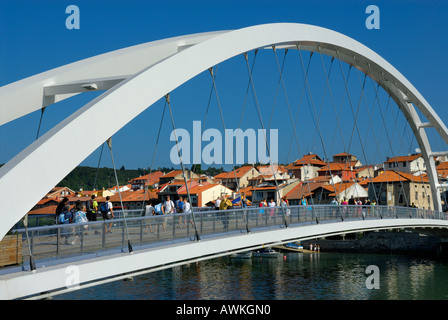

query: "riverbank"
xmin=301 ymin=230 xmax=447 ymax=257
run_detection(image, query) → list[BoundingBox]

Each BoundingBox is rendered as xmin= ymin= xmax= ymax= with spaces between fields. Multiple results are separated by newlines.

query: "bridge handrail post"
xmin=172 ymin=215 xmax=176 ymax=238
xmin=56 ymin=227 xmax=61 ymax=256
xmin=121 ymin=221 xmax=125 ymax=248
xmin=80 ymin=225 xmax=84 ymax=252
xmin=140 ymin=219 xmax=144 ymax=244
xmin=102 ymin=220 xmax=106 ymax=250
xmin=199 ymin=212 xmax=204 ymax=234
xmin=185 ymin=214 xmax=189 ymax=237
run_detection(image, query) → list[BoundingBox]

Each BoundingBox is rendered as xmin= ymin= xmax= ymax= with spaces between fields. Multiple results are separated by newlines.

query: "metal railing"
xmin=10 ymin=205 xmax=447 ymax=269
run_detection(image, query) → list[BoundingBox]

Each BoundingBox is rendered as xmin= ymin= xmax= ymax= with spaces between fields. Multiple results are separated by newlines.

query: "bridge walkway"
xmin=3 ymin=204 xmax=446 ymax=274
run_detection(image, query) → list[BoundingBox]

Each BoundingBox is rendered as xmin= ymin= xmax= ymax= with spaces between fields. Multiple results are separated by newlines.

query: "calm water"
xmin=54 ymin=251 xmax=448 ymax=300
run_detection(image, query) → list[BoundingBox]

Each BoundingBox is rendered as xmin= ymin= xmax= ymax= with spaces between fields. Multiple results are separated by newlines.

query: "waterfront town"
xmin=28 ymin=151 xmax=448 ymax=220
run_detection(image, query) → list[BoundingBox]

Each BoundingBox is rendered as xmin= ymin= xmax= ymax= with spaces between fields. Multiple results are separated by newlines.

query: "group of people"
xmin=142 ymin=195 xmax=193 ymax=232
xmin=54 ymin=192 xmax=384 ymax=241
xmin=143 ymin=196 xmax=192 ymax=216
xmin=257 ymin=197 xmax=281 ymax=209
xmin=309 ymin=243 xmax=320 ymax=252
xmin=256 ymin=197 xmax=290 ymax=216
xmin=337 ymin=196 xmax=376 ymax=207
xmin=55 ymin=195 xmax=115 ymax=244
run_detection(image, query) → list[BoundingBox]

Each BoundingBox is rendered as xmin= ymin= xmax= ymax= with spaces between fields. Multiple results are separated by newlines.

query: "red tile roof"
xmin=28 ymin=205 xmax=58 ymax=216
xmin=285 ymin=182 xmax=324 ymax=199
xmin=292 ymin=154 xmax=327 ymax=167
xmin=161 ymin=170 xmax=184 ymax=178
xmin=437 ymin=162 xmax=448 ymax=170
xmin=384 ymin=154 xmax=422 ymax=163
xmin=129 ymin=171 xmax=164 ymax=184
xmin=333 ymin=152 xmax=355 ymax=157
xmin=368 ymin=170 xmax=429 ymax=183
xmin=214 ymin=166 xmax=256 ymax=179
xmin=317 ymin=162 xmax=358 ymax=172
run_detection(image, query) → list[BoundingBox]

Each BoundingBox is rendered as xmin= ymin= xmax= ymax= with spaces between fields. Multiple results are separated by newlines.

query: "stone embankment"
xmin=302 ymin=231 xmax=445 ymax=256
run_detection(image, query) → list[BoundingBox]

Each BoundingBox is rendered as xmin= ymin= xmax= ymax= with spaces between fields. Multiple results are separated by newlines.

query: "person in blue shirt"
xmin=58 ymin=205 xmax=73 ymax=244
xmin=176 ymin=196 xmax=184 ymax=213
xmin=71 ymin=205 xmax=88 ymax=245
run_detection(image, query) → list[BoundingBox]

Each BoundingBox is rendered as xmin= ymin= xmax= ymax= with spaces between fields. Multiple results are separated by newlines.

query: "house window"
xmin=415 ymin=191 xmax=418 ymax=200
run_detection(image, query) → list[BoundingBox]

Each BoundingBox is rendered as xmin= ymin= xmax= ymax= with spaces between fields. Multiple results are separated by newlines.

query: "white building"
xmin=383 ymin=153 xmax=426 ymax=174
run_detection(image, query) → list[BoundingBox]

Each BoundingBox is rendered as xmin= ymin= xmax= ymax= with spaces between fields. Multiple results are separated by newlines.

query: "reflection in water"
xmin=55 ymin=252 xmax=448 ymax=300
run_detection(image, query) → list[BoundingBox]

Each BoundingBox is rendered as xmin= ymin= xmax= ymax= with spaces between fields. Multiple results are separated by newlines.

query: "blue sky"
xmin=0 ymin=1 xmax=447 ymax=172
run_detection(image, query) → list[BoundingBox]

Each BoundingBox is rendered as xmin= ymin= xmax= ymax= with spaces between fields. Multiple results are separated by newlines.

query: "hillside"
xmin=55 ymin=165 xmax=226 ymax=192
xmin=56 ymin=166 xmax=146 ymax=191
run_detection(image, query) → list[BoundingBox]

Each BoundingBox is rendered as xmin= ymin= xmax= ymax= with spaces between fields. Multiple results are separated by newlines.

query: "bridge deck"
xmin=1 ymin=205 xmax=448 ymax=299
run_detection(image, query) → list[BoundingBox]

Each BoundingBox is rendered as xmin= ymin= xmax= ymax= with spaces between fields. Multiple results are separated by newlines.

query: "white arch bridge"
xmin=1 ymin=23 xmax=448 ymax=299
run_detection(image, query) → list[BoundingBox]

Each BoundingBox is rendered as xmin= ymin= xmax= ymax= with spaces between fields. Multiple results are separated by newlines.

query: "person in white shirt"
xmin=268 ymin=198 xmax=276 ymax=218
xmin=143 ymin=201 xmax=155 ymax=233
xmin=183 ymin=199 xmax=191 ymax=213
xmin=103 ymin=196 xmax=114 ymax=234
xmin=183 ymin=198 xmax=193 ymax=228
xmin=164 ymin=196 xmax=175 ymax=214
xmin=215 ymin=197 xmax=221 ymax=211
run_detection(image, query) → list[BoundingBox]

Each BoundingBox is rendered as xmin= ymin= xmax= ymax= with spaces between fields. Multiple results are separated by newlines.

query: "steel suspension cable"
xmin=310 ymin=54 xmax=334 ymax=151
xmin=351 ymin=63 xmax=380 ymax=204
xmin=107 ymin=137 xmax=133 ymax=253
xmin=286 ymin=51 xmax=312 ymax=164
xmin=268 ymin=49 xmax=288 ymax=131
xmin=208 ymin=66 xmax=249 ymax=233
xmin=235 ymin=50 xmax=268 ymax=212
xmin=25 ymin=107 xmax=49 ymax=271
xmin=239 ymin=51 xmax=258 ymax=129
xmin=373 ymin=94 xmax=393 ymax=206
xmin=165 ymin=93 xmax=201 ymax=241
xmin=390 ymin=95 xmax=416 ymax=207
xmin=367 ymin=82 xmax=392 ymax=202
xmin=272 ymin=45 xmax=314 ymax=205
xmin=357 ymin=78 xmax=383 ymax=204
xmin=316 ymin=51 xmax=353 ymax=203
xmin=372 ymin=76 xmax=410 ymax=206
xmin=329 ymin=65 xmax=351 ymax=158
xmin=314 ymin=49 xmax=346 ymax=202
xmin=140 ymin=99 xmax=168 ymax=210
xmin=93 ymin=143 xmax=105 ymax=192
xmin=297 ymin=45 xmax=343 ymax=204
xmin=35 ymin=107 xmax=46 ymax=140
xmin=391 ymin=97 xmax=419 ymax=207
xmin=384 ymin=81 xmax=415 ymax=207
xmin=237 ymin=51 xmax=261 ymax=206
xmin=243 ymin=51 xmax=289 ymax=228
xmin=335 ymin=53 xmax=377 ymax=202
xmin=190 ymin=65 xmax=219 ymax=181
